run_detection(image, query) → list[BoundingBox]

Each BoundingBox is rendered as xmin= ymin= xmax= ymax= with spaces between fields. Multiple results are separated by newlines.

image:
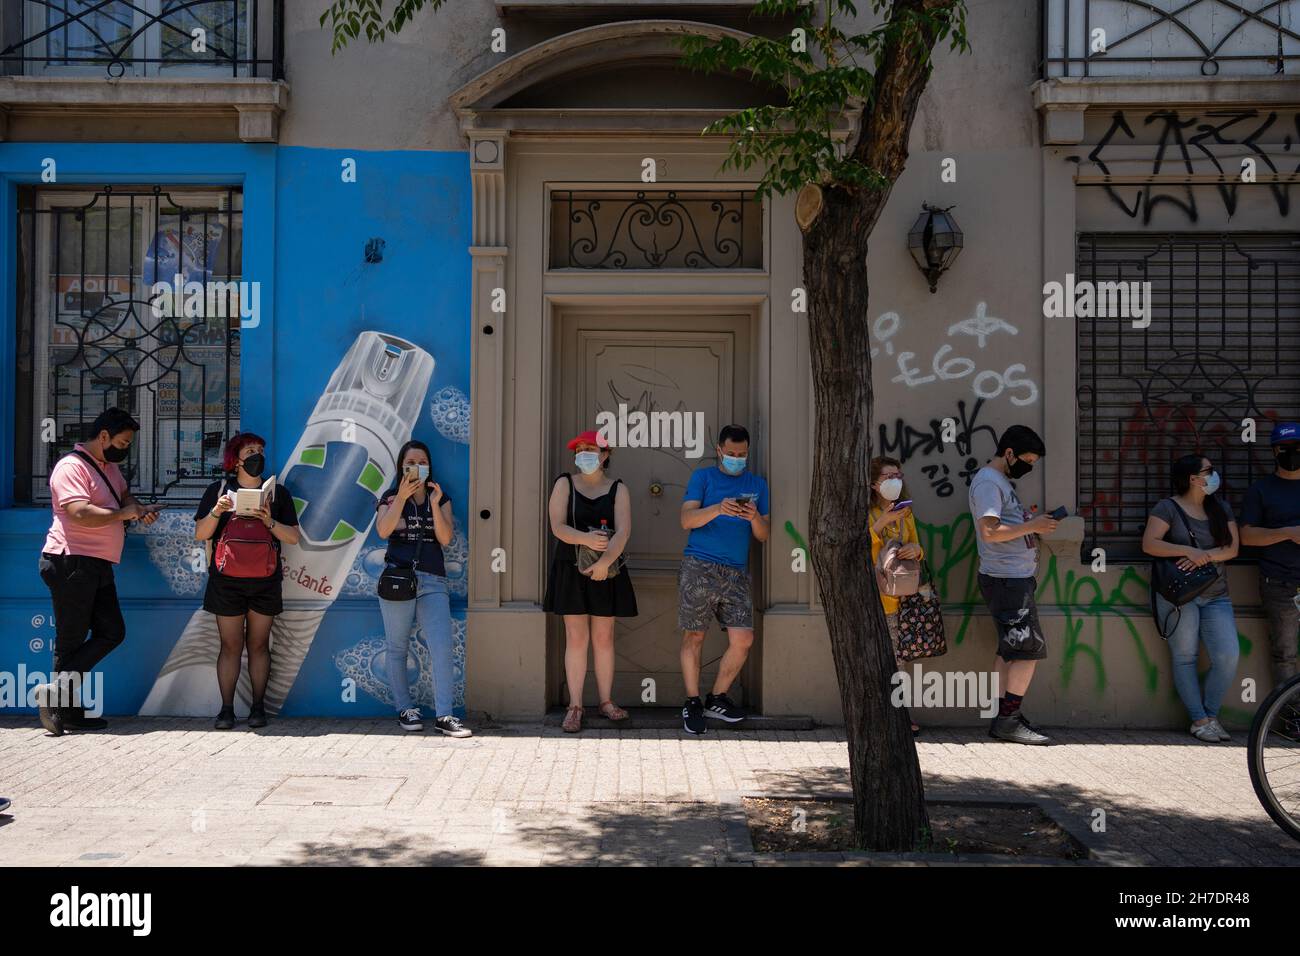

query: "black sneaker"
xmin=34 ymin=683 xmax=64 ymax=737
xmin=1019 ymin=712 xmax=1045 ymax=734
xmin=704 ymin=692 xmax=745 ymax=723
xmin=0 ymin=797 xmax=10 ymax=814
xmin=64 ymin=707 xmax=108 ymax=731
xmin=398 ymin=708 xmax=424 ymax=732
xmin=434 ymin=715 xmax=472 ymax=738
xmin=990 ymin=713 xmax=1051 ymax=746
xmin=246 ymin=702 xmax=268 ymax=729
xmin=214 ymin=706 xmax=235 ymax=730
xmin=682 ymin=697 xmax=707 ymax=735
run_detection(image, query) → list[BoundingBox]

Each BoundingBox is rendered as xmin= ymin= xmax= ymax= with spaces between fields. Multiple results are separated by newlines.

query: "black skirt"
xmin=543 ymin=557 xmax=638 ymax=618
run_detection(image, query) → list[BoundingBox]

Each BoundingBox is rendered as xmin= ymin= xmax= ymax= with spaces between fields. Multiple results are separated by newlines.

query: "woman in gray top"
xmin=1141 ymin=454 xmax=1240 ymax=743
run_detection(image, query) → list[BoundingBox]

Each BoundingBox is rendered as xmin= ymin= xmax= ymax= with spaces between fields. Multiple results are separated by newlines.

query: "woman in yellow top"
xmin=868 ymin=455 xmax=924 ymax=735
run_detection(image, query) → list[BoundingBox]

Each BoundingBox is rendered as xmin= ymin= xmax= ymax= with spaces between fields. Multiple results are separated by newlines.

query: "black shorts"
xmin=978 ymin=573 xmax=1047 ymax=661
xmin=203 ymin=570 xmax=284 ymax=617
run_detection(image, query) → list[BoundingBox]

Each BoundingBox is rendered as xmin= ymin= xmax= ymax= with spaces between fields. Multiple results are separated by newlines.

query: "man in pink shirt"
xmin=35 ymin=408 xmax=162 ymax=736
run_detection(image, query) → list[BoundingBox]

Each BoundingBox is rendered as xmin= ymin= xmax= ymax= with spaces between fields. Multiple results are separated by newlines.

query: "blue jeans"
xmin=379 ymin=571 xmax=454 ymax=717
xmin=1155 ymin=592 xmax=1239 ymax=722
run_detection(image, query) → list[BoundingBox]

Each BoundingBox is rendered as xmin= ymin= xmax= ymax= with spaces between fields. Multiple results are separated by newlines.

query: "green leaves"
xmin=316 ymin=0 xmax=968 ymax=203
xmin=320 ymin=0 xmax=446 ymax=54
xmin=679 ymin=0 xmax=968 ymax=199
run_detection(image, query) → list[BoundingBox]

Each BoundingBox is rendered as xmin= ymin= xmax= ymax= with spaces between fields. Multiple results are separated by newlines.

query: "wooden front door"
xmin=551 ymin=309 xmax=758 ymax=707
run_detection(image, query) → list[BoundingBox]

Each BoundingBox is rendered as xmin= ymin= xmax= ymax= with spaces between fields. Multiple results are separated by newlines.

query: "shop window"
xmin=14 ymin=185 xmax=243 ymax=505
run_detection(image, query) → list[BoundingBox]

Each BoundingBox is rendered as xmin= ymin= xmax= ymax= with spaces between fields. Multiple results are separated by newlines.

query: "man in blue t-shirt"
xmin=678 ymin=424 xmax=770 ymax=735
xmin=1241 ymin=421 xmax=1300 ymax=685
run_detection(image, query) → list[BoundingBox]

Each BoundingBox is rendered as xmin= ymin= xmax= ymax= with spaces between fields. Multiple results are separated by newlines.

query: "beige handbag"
xmin=875 ymin=538 xmax=921 ymax=598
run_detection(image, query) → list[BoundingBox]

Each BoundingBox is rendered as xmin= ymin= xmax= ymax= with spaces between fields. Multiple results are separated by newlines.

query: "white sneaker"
xmin=1190 ymin=720 xmax=1221 ymax=742
xmin=1207 ymin=717 xmax=1232 ymax=742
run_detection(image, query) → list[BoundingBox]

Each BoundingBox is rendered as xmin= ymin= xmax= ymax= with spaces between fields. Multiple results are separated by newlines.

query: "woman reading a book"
xmin=194 ymin=433 xmax=299 ymax=730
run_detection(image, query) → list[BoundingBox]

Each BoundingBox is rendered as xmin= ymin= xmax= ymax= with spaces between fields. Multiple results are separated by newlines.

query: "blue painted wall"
xmin=0 ymin=143 xmax=472 ymax=718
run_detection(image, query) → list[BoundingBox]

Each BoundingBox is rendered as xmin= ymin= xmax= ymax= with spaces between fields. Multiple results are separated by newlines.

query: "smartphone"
xmin=736 ymin=492 xmax=759 ymax=505
xmin=890 ymin=499 xmax=913 ymax=511
xmin=1049 ymin=506 xmax=1068 ymax=520
xmin=403 ymin=463 xmax=420 ymax=481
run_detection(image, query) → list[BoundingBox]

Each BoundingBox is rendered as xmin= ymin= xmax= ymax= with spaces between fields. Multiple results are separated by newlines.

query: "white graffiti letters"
xmin=883 ymin=302 xmax=1039 ymax=406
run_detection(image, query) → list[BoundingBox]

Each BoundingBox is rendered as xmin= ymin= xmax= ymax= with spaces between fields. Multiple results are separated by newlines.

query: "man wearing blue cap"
xmin=1241 ymin=421 xmax=1300 ymax=685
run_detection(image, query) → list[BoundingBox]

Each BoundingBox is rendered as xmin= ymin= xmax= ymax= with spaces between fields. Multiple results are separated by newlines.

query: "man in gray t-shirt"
xmin=968 ymin=425 xmax=1059 ymax=746
xmin=969 ymin=467 xmax=1038 ymax=578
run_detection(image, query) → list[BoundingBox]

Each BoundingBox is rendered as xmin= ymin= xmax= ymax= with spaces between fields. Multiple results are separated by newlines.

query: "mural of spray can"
xmin=139 ymin=332 xmax=435 ymax=716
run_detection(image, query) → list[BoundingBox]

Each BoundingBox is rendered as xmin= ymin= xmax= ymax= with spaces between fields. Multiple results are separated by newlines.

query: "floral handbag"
xmin=895 ymin=559 xmax=947 ymax=662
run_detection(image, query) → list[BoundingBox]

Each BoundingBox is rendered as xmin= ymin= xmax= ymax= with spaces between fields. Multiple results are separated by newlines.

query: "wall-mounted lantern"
xmin=907 ymin=203 xmax=963 ymax=293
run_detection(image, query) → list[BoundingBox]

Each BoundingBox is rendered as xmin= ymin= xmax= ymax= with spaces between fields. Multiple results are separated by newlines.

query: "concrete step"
xmin=541 ymin=706 xmax=816 ymax=731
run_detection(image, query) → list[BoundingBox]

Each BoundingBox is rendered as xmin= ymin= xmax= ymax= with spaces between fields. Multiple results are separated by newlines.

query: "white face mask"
xmin=878 ymin=477 xmax=903 ymax=502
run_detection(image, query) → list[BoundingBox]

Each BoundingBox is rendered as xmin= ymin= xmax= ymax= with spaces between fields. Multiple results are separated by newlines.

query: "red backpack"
xmin=213 ymin=485 xmax=279 ymax=579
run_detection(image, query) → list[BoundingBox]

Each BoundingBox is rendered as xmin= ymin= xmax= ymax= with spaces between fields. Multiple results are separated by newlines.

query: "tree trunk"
xmin=797 ymin=0 xmax=956 ymax=855
xmin=804 ymin=189 xmax=929 ymax=851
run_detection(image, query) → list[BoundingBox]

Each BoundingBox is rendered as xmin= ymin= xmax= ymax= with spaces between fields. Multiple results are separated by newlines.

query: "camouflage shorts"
xmin=678 ymin=555 xmax=753 ymax=631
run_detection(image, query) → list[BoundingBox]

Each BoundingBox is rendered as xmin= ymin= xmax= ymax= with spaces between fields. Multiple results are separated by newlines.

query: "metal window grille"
xmin=550 ymin=189 xmax=762 ymax=270
xmin=14 ymin=185 xmax=243 ymax=505
xmin=1041 ymin=0 xmax=1300 ymax=78
xmin=1077 ymin=231 xmax=1300 ymax=558
xmin=2 ymin=1 xmax=284 ymax=79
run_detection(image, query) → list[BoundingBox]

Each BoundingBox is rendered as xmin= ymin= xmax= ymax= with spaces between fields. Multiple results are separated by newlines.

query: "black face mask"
xmin=1278 ymin=447 xmax=1300 ymax=471
xmin=1006 ymin=454 xmax=1033 ymax=479
xmin=241 ymin=453 xmax=266 ymax=478
xmin=102 ymin=443 xmax=128 ymax=463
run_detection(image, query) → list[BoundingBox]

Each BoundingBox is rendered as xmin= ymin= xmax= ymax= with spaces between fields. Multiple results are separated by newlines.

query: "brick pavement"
xmin=0 ymin=718 xmax=1296 ymax=866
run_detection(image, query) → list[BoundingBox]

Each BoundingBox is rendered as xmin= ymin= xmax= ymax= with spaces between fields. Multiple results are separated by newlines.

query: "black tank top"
xmin=554 ymin=473 xmax=620 ymax=562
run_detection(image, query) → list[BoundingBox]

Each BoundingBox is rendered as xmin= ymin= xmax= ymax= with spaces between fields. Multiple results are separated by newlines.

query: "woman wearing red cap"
xmin=544 ymin=429 xmax=638 ymax=732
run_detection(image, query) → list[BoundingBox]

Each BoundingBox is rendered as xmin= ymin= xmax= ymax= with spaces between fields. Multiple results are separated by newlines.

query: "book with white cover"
xmin=233 ymin=476 xmax=275 ymax=516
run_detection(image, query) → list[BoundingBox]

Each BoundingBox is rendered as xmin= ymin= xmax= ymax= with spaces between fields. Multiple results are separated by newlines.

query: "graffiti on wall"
xmin=877 ymin=397 xmax=998 ymax=498
xmin=1079 ymin=109 xmax=1300 ymax=225
xmin=1082 ymin=398 xmax=1286 ymax=537
xmin=786 ymin=513 xmax=1253 ymax=702
xmin=873 ymin=303 xmax=1039 ymax=406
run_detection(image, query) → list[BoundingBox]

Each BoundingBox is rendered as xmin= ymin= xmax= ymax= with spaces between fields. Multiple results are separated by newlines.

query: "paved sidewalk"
xmin=0 ymin=718 xmax=1295 ymax=866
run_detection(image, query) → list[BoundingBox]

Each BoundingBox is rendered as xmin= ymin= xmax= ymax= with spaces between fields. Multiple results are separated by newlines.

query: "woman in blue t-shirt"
xmin=375 ymin=440 xmax=471 ymax=737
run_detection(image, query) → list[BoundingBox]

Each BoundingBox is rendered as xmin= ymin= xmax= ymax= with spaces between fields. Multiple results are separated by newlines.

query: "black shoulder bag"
xmin=377 ymin=497 xmax=424 ymax=601
xmin=1150 ymin=499 xmax=1221 ymax=638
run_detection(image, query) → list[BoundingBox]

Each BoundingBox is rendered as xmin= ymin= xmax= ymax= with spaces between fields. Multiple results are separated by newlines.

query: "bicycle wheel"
xmin=1248 ymin=673 xmax=1300 ymax=843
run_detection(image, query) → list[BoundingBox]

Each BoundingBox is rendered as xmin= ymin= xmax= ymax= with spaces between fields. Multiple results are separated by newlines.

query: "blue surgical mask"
xmin=721 ymin=455 xmax=747 ymax=476
xmin=417 ymin=464 xmax=430 ymax=483
xmin=575 ymin=451 xmax=601 ymax=475
xmin=1202 ymin=470 xmax=1220 ymax=495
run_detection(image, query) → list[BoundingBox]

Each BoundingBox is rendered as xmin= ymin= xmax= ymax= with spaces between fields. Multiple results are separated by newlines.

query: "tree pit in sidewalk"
xmin=745 ymin=797 xmax=1087 ymax=859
